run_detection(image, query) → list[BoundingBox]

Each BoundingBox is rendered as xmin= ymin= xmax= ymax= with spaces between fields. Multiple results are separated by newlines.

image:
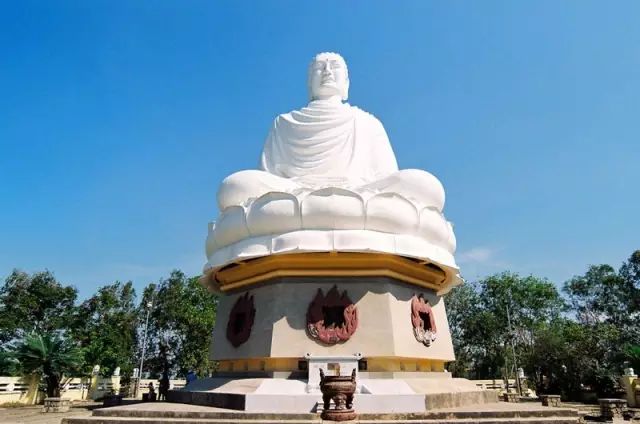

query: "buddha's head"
xmin=307 ymin=52 xmax=350 ymax=102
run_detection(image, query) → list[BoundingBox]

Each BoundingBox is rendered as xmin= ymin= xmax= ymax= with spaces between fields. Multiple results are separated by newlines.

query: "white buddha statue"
xmin=205 ymin=52 xmax=457 ymax=278
xmin=218 ymin=52 xmax=445 ymax=213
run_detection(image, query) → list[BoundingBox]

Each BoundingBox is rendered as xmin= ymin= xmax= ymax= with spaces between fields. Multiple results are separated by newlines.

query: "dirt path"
xmin=0 ymin=404 xmax=93 ymax=424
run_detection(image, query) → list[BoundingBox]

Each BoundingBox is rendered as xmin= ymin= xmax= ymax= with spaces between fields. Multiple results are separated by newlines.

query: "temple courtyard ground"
xmin=1 ymin=400 xmax=635 ymax=423
xmin=0 ymin=402 xmax=95 ymax=424
xmin=71 ymin=401 xmax=582 ymax=423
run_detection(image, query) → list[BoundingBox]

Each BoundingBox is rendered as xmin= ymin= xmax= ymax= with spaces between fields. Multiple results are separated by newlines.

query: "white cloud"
xmin=458 ymin=246 xmax=495 ymax=263
xmin=457 ymin=246 xmax=511 ymax=281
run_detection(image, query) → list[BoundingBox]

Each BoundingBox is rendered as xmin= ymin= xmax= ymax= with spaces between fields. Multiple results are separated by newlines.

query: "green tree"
xmin=627 ymin=345 xmax=640 ymax=373
xmin=564 ymin=264 xmax=629 ymax=326
xmin=72 ymin=281 xmax=138 ymax=377
xmin=528 ymin=318 xmax=623 ymax=398
xmin=562 ymin=252 xmax=640 ymax=398
xmin=11 ymin=332 xmax=84 ymax=397
xmin=139 ymin=270 xmax=217 ymax=377
xmin=446 ymin=272 xmax=564 ymax=384
xmin=528 ymin=319 xmax=580 ymax=396
xmin=0 ymin=346 xmax=20 ymax=375
xmin=620 ymin=250 xmax=640 ymax=292
xmin=619 ymin=250 xmax=640 ymax=325
xmin=0 ymin=270 xmax=77 ymax=343
xmin=445 ymin=282 xmax=480 ymax=377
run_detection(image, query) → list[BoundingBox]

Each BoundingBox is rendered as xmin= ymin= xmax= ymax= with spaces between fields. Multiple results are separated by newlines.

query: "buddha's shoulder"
xmin=351 ymin=106 xmax=385 ymax=128
xmin=351 ymin=105 xmax=377 ymax=118
xmin=271 ymin=104 xmax=383 ymax=126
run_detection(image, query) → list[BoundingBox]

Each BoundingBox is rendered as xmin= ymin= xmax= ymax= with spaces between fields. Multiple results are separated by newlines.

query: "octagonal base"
xmin=210 ymin=274 xmax=455 ymax=365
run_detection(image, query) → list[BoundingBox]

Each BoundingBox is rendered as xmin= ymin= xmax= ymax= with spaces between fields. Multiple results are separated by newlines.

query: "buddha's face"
xmin=308 ymin=53 xmax=349 ymax=101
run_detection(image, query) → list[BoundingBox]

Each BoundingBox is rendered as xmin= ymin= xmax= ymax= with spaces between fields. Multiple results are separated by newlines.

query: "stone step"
xmin=93 ymin=408 xmax=316 ymax=420
xmin=88 ymin=406 xmax=579 ymax=421
xmin=358 ymin=420 xmax=580 ymax=424
xmin=63 ymin=419 xmax=318 ymax=424
xmin=63 ymin=417 xmax=580 ymax=424
xmin=356 ymin=417 xmax=578 ymax=424
xmin=63 ymin=401 xmax=581 ymax=424
xmin=359 ymin=409 xmax=578 ymax=420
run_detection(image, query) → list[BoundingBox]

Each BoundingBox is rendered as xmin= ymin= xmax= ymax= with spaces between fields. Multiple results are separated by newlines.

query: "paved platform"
xmin=94 ymin=403 xmax=234 ymax=412
xmin=61 ymin=400 xmax=582 ymax=423
xmin=166 ymin=377 xmax=499 ymax=413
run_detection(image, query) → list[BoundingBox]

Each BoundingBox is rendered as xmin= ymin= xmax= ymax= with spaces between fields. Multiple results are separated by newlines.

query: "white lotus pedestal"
xmin=168 ymin=252 xmax=496 ymax=413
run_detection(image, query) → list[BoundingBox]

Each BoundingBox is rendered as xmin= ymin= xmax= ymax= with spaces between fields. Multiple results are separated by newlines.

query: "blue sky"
xmin=1 ymin=1 xmax=638 ymax=299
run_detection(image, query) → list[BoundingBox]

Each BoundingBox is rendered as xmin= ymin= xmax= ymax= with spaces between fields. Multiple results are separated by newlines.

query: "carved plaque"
xmin=226 ymin=292 xmax=256 ymax=347
xmin=411 ymin=293 xmax=437 ymax=346
xmin=307 ymin=286 xmax=358 ymax=345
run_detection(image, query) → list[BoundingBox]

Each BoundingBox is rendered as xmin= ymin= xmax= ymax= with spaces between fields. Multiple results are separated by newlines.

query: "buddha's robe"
xmin=217 ymin=101 xmax=445 ymax=212
xmin=261 ymin=101 xmax=397 ymax=184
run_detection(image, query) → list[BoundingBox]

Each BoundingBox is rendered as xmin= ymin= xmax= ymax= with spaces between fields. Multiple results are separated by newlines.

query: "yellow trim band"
xmin=205 ymin=252 xmax=451 ymax=293
xmin=215 ymin=357 xmax=446 ymax=373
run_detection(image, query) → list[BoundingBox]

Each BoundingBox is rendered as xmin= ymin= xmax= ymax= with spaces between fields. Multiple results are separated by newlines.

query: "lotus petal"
xmin=366 ymin=193 xmax=418 ymax=234
xmin=247 ymin=192 xmax=301 ymax=236
xmin=301 ymin=188 xmax=365 ymax=230
xmin=213 ymin=206 xmax=249 ymax=248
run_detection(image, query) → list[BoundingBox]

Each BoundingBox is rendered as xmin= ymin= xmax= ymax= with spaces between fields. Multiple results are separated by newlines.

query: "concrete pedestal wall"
xmin=211 ymin=276 xmax=455 ymax=365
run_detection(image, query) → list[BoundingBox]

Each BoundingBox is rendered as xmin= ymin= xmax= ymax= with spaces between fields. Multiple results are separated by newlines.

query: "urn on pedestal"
xmin=319 ymin=368 xmax=357 ymax=421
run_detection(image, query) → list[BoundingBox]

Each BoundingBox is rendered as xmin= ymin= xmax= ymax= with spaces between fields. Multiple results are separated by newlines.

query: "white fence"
xmin=0 ymin=376 xmax=42 ymax=404
xmin=0 ymin=374 xmax=188 ymax=405
xmin=473 ymin=379 xmax=519 ymax=392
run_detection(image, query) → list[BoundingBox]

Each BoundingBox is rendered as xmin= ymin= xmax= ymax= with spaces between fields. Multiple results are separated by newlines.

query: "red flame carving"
xmin=411 ymin=293 xmax=437 ymax=346
xmin=226 ymin=292 xmax=256 ymax=348
xmin=307 ymin=285 xmax=358 ymax=345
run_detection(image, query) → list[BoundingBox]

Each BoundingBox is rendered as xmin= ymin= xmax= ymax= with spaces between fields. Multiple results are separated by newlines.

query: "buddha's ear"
xmin=342 ymin=78 xmax=350 ymax=101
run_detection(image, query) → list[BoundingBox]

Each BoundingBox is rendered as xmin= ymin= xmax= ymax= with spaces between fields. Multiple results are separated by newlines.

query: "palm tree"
xmin=12 ymin=332 xmax=84 ymax=398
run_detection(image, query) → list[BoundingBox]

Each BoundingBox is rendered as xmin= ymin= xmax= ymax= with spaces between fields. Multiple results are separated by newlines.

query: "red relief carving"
xmin=411 ymin=294 xmax=437 ymax=346
xmin=226 ymin=292 xmax=256 ymax=348
xmin=307 ymin=285 xmax=358 ymax=345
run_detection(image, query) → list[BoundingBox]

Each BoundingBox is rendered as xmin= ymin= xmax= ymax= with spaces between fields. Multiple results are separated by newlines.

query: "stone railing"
xmin=0 ymin=376 xmax=31 ymax=393
xmin=0 ymin=373 xmax=188 ymax=405
xmin=0 ymin=376 xmax=93 ymax=405
xmin=472 ymin=379 xmax=518 ymax=392
xmin=0 ymin=376 xmax=42 ymax=405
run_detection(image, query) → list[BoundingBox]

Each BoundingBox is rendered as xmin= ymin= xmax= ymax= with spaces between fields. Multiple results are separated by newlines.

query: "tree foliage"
xmin=0 ymin=346 xmax=20 ymax=376
xmin=445 ymin=282 xmax=479 ymax=377
xmin=139 ymin=270 xmax=218 ymax=377
xmin=447 ymin=250 xmax=640 ymax=401
xmin=564 ymin=264 xmax=628 ymax=326
xmin=560 ymin=250 xmax=640 ymax=397
xmin=0 ymin=266 xmax=220 ymax=384
xmin=446 ymin=272 xmax=564 ymax=380
xmin=72 ymin=281 xmax=138 ymax=377
xmin=0 ymin=270 xmax=77 ymax=344
xmin=529 ymin=318 xmax=624 ymax=398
